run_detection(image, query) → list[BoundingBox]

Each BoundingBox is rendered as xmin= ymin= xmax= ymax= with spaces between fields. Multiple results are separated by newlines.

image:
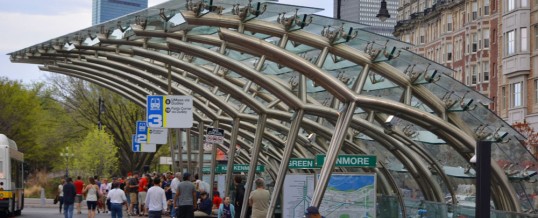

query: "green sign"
xmin=203 ymin=164 xmax=265 ymax=174
xmin=288 ymin=158 xmax=318 ymax=169
xmin=316 ymin=154 xmax=376 ymax=168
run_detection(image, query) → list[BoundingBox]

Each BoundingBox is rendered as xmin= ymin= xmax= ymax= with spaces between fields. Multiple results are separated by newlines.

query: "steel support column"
xmin=310 ymin=102 xmax=356 ymax=207
xmin=266 ymin=109 xmax=304 ymax=217
xmin=240 ymin=113 xmax=268 ymax=218
xmin=225 ymin=117 xmax=241 ymax=197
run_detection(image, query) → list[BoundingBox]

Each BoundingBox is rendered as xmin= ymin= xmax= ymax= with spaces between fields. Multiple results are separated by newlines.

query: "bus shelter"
xmin=9 ymin=0 xmax=538 ymax=217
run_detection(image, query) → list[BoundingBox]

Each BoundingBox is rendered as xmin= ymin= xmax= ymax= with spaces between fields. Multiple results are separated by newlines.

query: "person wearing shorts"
xmin=74 ymin=176 xmax=84 ymax=214
xmin=138 ymin=174 xmax=149 ymax=216
xmin=83 ymin=177 xmax=100 ymax=218
xmin=128 ymin=173 xmax=139 ymax=215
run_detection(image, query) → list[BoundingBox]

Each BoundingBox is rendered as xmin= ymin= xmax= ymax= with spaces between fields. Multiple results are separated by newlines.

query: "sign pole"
xmin=178 ymin=129 xmax=183 ymax=173
xmin=198 ymin=123 xmax=204 ymax=178
xmin=475 ymin=140 xmax=492 ymax=218
xmin=187 ymin=129 xmax=192 ymax=173
xmin=166 ymin=64 xmax=177 ymax=173
xmin=209 ymin=121 xmax=219 ymax=198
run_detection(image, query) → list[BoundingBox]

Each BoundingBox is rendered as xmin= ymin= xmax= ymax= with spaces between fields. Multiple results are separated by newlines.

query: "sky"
xmin=0 ymin=0 xmax=333 ymax=84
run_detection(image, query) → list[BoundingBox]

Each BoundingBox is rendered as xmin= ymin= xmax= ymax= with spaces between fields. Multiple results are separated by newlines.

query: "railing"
xmin=377 ymin=196 xmax=538 ymax=218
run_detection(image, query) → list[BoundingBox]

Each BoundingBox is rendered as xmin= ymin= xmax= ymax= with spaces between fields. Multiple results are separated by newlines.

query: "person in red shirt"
xmin=73 ymin=176 xmax=85 ymax=214
xmin=213 ymin=191 xmax=223 ymax=210
xmin=138 ymin=174 xmax=149 ymax=216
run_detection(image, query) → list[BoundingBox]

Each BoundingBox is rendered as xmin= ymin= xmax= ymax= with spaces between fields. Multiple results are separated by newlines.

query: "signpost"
xmin=206 ymin=128 xmax=225 ymax=144
xmin=146 ymin=95 xmax=193 ymax=128
xmin=136 ymin=121 xmax=168 ymax=144
xmin=316 ymin=154 xmax=376 ymax=168
xmin=132 ymin=135 xmax=156 ymax=152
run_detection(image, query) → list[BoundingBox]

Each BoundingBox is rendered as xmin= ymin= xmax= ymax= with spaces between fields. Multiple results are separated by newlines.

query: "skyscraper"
xmin=333 ymin=0 xmax=399 ymax=37
xmin=92 ymin=0 xmax=148 ymax=25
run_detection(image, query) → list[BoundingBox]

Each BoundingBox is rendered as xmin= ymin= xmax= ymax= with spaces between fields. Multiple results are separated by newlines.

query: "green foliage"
xmin=0 ymin=77 xmax=80 ymax=171
xmin=69 ymin=127 xmax=119 ymax=178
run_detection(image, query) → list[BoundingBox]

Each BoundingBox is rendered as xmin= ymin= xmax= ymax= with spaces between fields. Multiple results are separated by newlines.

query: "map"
xmin=282 ymin=174 xmax=315 ymax=218
xmin=320 ymin=174 xmax=376 ymax=218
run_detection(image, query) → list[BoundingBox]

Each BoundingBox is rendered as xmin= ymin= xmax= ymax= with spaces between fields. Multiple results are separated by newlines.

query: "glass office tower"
xmin=92 ymin=0 xmax=148 ymax=25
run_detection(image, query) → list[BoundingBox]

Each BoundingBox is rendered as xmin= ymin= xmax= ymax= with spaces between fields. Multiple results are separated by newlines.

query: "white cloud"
xmin=0 ymin=10 xmax=91 ymax=52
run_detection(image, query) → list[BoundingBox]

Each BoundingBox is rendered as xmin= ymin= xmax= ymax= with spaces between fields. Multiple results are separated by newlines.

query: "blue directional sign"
xmin=146 ymin=95 xmax=193 ymax=128
xmin=136 ymin=121 xmax=167 ymax=144
xmin=132 ymin=135 xmax=156 ymax=152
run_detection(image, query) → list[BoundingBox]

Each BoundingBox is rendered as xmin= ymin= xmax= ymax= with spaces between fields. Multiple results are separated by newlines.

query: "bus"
xmin=0 ymin=134 xmax=24 ymax=216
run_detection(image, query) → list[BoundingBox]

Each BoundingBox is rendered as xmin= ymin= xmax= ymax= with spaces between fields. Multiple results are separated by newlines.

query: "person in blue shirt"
xmin=218 ymin=196 xmax=235 ymax=218
xmin=195 ymin=191 xmax=213 ymax=216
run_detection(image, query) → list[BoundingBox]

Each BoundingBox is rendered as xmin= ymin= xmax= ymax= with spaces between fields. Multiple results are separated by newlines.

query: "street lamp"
xmin=377 ymin=0 xmax=391 ymax=22
xmin=98 ymin=97 xmax=105 ymax=130
xmin=60 ymin=147 xmax=74 ymax=178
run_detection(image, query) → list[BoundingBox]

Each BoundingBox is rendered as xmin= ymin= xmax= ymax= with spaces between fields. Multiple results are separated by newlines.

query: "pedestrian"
xmin=174 ymin=172 xmax=197 ymax=218
xmin=83 ymin=177 xmax=100 ymax=218
xmin=139 ymin=173 xmax=149 ymax=216
xmin=107 ymin=182 xmax=127 ymax=218
xmin=217 ymin=196 xmax=235 ymax=218
xmin=99 ymin=178 xmax=109 ymax=213
xmin=74 ymin=176 xmax=85 ymax=214
xmin=128 ymin=172 xmax=140 ymax=215
xmin=58 ymin=179 xmax=65 ymax=214
xmin=212 ymin=191 xmax=222 ymax=210
xmin=194 ymin=191 xmax=212 ymax=216
xmin=233 ymin=175 xmax=245 ymax=218
xmin=304 ymin=206 xmax=324 ymax=218
xmin=248 ymin=178 xmax=270 ymax=218
xmin=63 ymin=177 xmax=77 ymax=218
xmin=145 ymin=177 xmax=167 ymax=218
xmin=169 ymin=172 xmax=181 ymax=218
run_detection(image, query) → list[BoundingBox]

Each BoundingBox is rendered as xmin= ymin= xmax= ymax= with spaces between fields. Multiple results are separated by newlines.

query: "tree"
xmin=0 ymin=77 xmax=80 ymax=172
xmin=49 ymin=76 xmax=161 ymax=174
xmin=70 ymin=127 xmax=119 ymax=178
xmin=512 ymin=121 xmax=538 ymax=158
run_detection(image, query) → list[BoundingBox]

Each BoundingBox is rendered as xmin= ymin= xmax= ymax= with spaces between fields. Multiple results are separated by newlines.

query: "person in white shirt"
xmin=169 ymin=172 xmax=181 ymax=218
xmin=106 ymin=182 xmax=127 ymax=218
xmin=145 ymin=178 xmax=167 ymax=218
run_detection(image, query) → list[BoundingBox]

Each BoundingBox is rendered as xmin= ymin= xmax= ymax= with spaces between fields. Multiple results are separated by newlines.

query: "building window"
xmin=447 ymin=14 xmax=453 ymax=32
xmin=507 ymin=30 xmax=515 ymax=55
xmin=522 ymin=0 xmax=528 ymax=7
xmin=472 ymin=65 xmax=478 ymax=84
xmin=535 ymin=27 xmax=538 ymax=50
xmin=484 ymin=0 xmax=490 ymax=15
xmin=512 ymin=82 xmax=522 ymax=107
xmin=472 ymin=2 xmax=478 ymax=20
xmin=499 ymin=86 xmax=506 ymax=110
xmin=420 ymin=27 xmax=425 ymax=44
xmin=535 ymin=80 xmax=538 ymax=104
xmin=483 ymin=61 xmax=489 ymax=82
xmin=472 ymin=33 xmax=478 ymax=52
xmin=522 ymin=27 xmax=528 ymax=52
xmin=507 ymin=0 xmax=515 ymax=11
xmin=483 ymin=29 xmax=490 ymax=48
xmin=446 ymin=43 xmax=453 ymax=61
xmin=465 ymin=34 xmax=471 ymax=54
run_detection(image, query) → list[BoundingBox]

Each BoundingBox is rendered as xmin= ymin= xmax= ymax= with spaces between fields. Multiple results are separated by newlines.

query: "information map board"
xmin=282 ymin=173 xmax=376 ymax=218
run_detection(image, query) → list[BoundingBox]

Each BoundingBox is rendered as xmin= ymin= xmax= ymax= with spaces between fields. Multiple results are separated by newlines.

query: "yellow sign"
xmin=0 ymin=191 xmax=13 ymax=198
